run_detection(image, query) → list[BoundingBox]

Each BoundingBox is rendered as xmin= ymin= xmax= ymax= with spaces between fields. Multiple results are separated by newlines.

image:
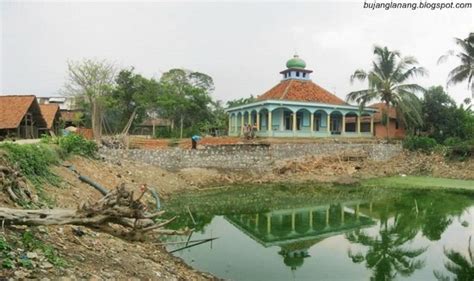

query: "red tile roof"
xmin=369 ymin=103 xmax=397 ymax=122
xmin=39 ymin=104 xmax=60 ymax=129
xmin=60 ymin=110 xmax=80 ymax=122
xmin=257 ymin=80 xmax=346 ymax=105
xmin=0 ymin=95 xmax=46 ymax=129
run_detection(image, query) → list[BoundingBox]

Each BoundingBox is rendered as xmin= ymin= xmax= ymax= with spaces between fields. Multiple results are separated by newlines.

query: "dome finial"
xmin=286 ymin=54 xmax=306 ymax=69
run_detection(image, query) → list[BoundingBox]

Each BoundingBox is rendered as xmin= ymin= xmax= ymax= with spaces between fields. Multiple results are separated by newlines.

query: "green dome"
xmin=286 ymin=55 xmax=306 ymax=69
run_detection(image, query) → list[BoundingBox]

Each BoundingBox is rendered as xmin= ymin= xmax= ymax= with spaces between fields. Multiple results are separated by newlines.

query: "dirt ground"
xmin=1 ymin=146 xmax=473 ymax=280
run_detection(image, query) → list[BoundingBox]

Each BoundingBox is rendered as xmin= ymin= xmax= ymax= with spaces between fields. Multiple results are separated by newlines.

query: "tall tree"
xmin=347 ymin=46 xmax=427 ymax=139
xmin=107 ymin=68 xmax=160 ymax=133
xmin=63 ymin=59 xmax=116 ymax=141
xmin=438 ymin=33 xmax=474 ymax=99
xmin=422 ymin=86 xmax=457 ymax=142
xmin=159 ymin=69 xmax=214 ymax=138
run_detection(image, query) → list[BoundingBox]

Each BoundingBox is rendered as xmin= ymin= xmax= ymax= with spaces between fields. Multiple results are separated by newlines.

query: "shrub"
xmin=57 ymin=134 xmax=97 ymax=157
xmin=445 ymin=141 xmax=474 ymax=161
xmin=403 ymin=136 xmax=438 ymax=153
xmin=0 ymin=143 xmax=61 ymax=185
xmin=443 ymin=137 xmax=463 ymax=146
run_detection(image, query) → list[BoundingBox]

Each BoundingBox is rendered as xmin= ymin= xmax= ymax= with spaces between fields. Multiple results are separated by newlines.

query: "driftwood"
xmin=0 ymin=184 xmax=181 ymax=241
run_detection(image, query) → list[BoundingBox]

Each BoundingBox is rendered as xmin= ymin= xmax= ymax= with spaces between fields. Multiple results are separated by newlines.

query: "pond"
xmin=163 ymin=184 xmax=474 ymax=281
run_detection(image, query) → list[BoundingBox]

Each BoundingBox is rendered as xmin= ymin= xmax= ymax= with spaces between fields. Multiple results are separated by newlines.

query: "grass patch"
xmin=363 ymin=176 xmax=474 ymax=190
xmin=0 ymin=143 xmax=63 ymax=206
xmin=0 ymin=134 xmax=98 ymax=207
xmin=21 ymin=230 xmax=67 ymax=268
xmin=0 ymin=231 xmax=67 ymax=270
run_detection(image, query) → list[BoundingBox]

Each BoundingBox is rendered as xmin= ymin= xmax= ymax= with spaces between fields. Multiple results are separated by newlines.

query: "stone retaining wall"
xmin=100 ymin=143 xmax=402 ymax=171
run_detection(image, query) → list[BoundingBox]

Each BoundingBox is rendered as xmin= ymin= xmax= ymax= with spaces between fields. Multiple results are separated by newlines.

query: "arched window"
xmin=296 ymin=71 xmax=300 ymax=77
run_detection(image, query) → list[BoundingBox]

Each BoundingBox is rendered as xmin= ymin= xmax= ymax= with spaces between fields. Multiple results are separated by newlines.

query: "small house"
xmin=0 ymin=95 xmax=47 ymax=139
xmin=39 ymin=104 xmax=62 ymax=136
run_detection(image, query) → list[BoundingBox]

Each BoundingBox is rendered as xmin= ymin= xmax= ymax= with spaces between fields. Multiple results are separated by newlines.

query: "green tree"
xmin=347 ymin=46 xmax=427 ymax=139
xmin=226 ymin=95 xmax=257 ymax=108
xmin=438 ymin=33 xmax=474 ymax=99
xmin=201 ymin=100 xmax=228 ymax=136
xmin=62 ymin=59 xmax=116 ymax=140
xmin=107 ymin=68 xmax=160 ymax=133
xmin=159 ymin=69 xmax=214 ymax=138
xmin=421 ymin=86 xmax=457 ymax=142
xmin=421 ymin=86 xmax=474 ymax=142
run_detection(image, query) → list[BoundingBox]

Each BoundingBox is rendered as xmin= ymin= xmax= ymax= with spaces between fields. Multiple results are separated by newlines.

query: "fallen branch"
xmin=0 ymin=183 xmax=179 ymax=241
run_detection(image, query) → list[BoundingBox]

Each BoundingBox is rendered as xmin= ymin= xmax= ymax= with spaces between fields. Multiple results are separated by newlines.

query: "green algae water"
xmin=164 ymin=184 xmax=474 ymax=281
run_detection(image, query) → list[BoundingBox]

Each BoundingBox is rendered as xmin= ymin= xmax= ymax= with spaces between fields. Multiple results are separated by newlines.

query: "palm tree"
xmin=438 ymin=33 xmax=474 ymax=98
xmin=434 ymin=236 xmax=474 ymax=281
xmin=347 ymin=46 xmax=427 ymax=139
xmin=346 ymin=215 xmax=427 ymax=280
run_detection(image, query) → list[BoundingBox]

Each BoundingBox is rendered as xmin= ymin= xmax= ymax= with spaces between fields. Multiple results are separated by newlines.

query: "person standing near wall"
xmin=191 ymin=135 xmax=201 ymax=149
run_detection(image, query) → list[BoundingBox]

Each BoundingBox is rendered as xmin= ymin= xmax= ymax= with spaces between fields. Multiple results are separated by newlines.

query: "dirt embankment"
xmin=1 ymin=147 xmax=472 ymax=280
xmin=170 ymin=150 xmax=474 ymax=188
xmin=0 ymin=156 xmax=216 ymax=280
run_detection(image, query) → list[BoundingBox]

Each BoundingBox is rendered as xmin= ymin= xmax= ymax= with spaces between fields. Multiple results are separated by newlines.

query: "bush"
xmin=403 ymin=136 xmax=438 ymax=153
xmin=0 ymin=143 xmax=61 ymax=185
xmin=443 ymin=137 xmax=463 ymax=146
xmin=58 ymin=134 xmax=96 ymax=157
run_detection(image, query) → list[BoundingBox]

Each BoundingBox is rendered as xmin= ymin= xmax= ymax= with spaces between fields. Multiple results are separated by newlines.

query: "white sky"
xmin=1 ymin=0 xmax=473 ymax=105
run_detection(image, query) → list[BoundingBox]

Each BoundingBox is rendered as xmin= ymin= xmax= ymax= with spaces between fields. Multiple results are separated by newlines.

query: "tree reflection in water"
xmin=346 ymin=215 xmax=427 ymax=281
xmin=434 ymin=236 xmax=474 ymax=281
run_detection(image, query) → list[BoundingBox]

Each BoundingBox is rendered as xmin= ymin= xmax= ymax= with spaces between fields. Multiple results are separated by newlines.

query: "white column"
xmin=310 ymin=112 xmax=314 ymax=133
xmin=292 ymin=112 xmax=297 ymax=133
xmin=370 ymin=115 xmax=374 ymax=135
xmin=342 ymin=114 xmax=346 ymax=134
xmin=268 ymin=111 xmax=272 ymax=132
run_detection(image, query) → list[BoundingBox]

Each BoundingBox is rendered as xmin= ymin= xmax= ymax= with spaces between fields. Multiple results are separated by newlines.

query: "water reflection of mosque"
xmin=225 ymin=201 xmax=375 ymax=270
